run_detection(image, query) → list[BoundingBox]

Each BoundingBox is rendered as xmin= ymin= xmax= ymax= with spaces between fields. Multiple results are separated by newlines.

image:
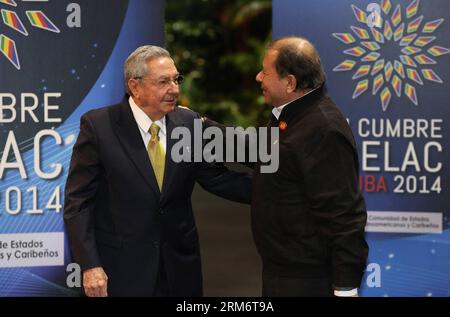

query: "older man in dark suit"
xmin=63 ymin=45 xmax=251 ymax=297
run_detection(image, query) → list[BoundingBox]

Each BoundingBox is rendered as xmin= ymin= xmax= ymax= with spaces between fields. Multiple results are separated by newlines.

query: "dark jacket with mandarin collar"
xmin=252 ymin=85 xmax=368 ymax=288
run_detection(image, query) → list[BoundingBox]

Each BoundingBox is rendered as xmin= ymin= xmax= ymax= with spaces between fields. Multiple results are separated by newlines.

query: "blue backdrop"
xmin=0 ymin=0 xmax=164 ymax=296
xmin=274 ymin=0 xmax=450 ymax=296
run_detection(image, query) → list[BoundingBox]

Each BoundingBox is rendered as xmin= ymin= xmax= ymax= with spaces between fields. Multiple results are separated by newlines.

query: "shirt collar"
xmin=129 ymin=96 xmax=166 ymax=136
xmin=272 ymin=102 xmax=290 ymax=120
xmin=271 ymin=87 xmax=320 ymax=120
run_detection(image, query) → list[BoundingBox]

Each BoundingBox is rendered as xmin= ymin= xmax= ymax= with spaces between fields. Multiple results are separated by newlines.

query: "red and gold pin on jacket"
xmin=278 ymin=120 xmax=287 ymax=131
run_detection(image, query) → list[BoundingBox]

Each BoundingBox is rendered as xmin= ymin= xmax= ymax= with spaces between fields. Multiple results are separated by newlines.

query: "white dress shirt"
xmin=271 ymin=102 xmax=289 ymax=120
xmin=271 ymin=87 xmax=320 ymax=120
xmin=128 ymin=96 xmax=167 ymax=152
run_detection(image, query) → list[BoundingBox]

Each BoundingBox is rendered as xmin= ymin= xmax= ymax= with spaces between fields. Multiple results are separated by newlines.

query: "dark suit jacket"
xmin=252 ymin=86 xmax=368 ymax=289
xmin=63 ymin=96 xmax=251 ymax=296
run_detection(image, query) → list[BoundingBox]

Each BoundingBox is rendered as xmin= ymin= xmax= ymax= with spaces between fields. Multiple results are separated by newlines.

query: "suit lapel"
xmin=161 ymin=110 xmax=184 ymax=202
xmin=111 ymin=97 xmax=160 ymax=197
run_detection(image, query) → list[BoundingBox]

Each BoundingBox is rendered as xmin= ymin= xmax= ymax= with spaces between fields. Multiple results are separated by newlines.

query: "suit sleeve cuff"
xmin=334 ymin=288 xmax=358 ymax=297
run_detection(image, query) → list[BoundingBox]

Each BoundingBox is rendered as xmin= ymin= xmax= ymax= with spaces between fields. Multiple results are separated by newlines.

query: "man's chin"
xmin=163 ymin=102 xmax=176 ymax=113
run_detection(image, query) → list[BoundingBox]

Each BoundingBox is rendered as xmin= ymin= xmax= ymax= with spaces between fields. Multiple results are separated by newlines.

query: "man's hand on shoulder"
xmin=178 ymin=105 xmax=208 ymax=122
xmin=177 ymin=105 xmax=191 ymax=111
xmin=83 ymin=266 xmax=108 ymax=297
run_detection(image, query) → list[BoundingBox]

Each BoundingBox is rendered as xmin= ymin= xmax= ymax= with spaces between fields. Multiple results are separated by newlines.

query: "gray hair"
xmin=124 ymin=45 xmax=171 ymax=94
xmin=269 ymin=37 xmax=326 ymax=90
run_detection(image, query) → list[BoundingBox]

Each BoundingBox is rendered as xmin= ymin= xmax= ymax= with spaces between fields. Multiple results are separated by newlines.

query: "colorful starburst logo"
xmin=333 ymin=0 xmax=450 ymax=111
xmin=0 ymin=0 xmax=60 ymax=70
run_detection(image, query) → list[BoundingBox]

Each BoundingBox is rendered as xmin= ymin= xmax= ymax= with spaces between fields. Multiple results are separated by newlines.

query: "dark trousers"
xmin=262 ymin=274 xmax=333 ymax=297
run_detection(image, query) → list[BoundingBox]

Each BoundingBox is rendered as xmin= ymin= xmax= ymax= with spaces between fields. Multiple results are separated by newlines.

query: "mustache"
xmin=163 ymin=95 xmax=178 ymax=101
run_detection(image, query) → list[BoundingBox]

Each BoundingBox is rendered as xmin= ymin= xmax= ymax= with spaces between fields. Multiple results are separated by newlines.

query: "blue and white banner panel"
xmin=0 ymin=0 xmax=164 ymax=296
xmin=274 ymin=0 xmax=450 ymax=296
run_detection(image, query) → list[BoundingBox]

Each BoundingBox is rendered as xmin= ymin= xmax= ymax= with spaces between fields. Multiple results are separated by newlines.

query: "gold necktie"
xmin=147 ymin=123 xmax=165 ymax=191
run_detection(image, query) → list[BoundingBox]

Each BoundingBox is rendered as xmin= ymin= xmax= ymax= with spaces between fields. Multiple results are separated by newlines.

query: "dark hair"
xmin=269 ymin=37 xmax=326 ymax=90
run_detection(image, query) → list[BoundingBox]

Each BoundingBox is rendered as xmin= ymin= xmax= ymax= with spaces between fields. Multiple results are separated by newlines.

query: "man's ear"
xmin=286 ymin=74 xmax=297 ymax=94
xmin=128 ymin=79 xmax=140 ymax=98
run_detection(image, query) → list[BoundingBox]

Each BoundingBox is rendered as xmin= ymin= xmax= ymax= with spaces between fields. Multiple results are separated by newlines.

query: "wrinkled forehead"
xmin=147 ymin=57 xmax=178 ymax=77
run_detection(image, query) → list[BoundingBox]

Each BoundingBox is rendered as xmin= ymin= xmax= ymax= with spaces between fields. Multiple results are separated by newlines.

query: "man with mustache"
xmin=64 ymin=45 xmax=251 ymax=297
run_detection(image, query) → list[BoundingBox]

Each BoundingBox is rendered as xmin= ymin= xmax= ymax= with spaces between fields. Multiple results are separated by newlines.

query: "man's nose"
xmin=256 ymin=71 xmax=263 ymax=82
xmin=168 ymin=82 xmax=180 ymax=93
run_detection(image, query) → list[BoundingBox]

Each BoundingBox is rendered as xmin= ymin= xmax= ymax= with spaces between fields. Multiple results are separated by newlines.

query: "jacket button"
xmin=159 ymin=209 xmax=164 ymax=214
xmin=153 ymin=241 xmax=160 ymax=247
